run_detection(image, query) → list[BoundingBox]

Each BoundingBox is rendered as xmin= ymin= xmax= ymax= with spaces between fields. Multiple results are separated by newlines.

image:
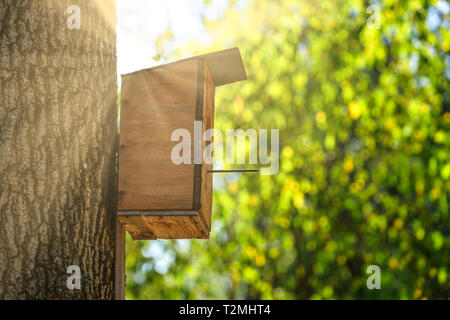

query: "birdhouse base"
xmin=117 ymin=211 xmax=210 ymax=240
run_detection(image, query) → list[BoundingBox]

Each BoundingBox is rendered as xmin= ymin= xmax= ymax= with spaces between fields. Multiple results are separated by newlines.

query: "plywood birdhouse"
xmin=118 ymin=48 xmax=247 ymax=240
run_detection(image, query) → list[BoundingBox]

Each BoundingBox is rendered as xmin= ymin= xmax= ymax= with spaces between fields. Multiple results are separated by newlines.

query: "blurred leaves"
xmin=152 ymin=29 xmax=174 ymax=62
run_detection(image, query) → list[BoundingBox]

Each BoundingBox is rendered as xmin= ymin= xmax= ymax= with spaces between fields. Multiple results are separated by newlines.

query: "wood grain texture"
xmin=118 ymin=212 xmax=209 ymax=240
xmin=0 ymin=0 xmax=118 ymax=299
xmin=193 ymin=59 xmax=205 ymax=213
xmin=122 ymin=47 xmax=247 ymax=87
xmin=118 ymin=59 xmax=198 ymax=211
xmin=199 ymin=62 xmax=215 ymax=231
xmin=114 ymin=220 xmax=125 ymax=300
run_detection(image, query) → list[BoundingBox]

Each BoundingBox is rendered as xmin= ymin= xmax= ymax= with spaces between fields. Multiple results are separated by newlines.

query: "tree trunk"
xmin=0 ymin=0 xmax=118 ymax=299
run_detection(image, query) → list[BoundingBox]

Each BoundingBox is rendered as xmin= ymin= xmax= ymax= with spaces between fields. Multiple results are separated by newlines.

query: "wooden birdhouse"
xmin=118 ymin=48 xmax=247 ymax=240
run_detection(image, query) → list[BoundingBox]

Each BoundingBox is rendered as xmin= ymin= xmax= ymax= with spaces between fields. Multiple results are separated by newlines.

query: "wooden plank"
xmin=118 ymin=215 xmax=157 ymax=240
xmin=197 ymin=47 xmax=247 ymax=86
xmin=118 ymin=59 xmax=198 ymax=211
xmin=117 ymin=56 xmax=227 ymax=240
xmin=122 ymin=47 xmax=247 ymax=87
xmin=118 ymin=163 xmax=194 ymax=210
xmin=120 ymin=106 xmax=194 ymax=144
xmin=118 ymin=210 xmax=198 ymax=216
xmin=114 ymin=220 xmax=126 ymax=300
xmin=118 ymin=213 xmax=209 ymax=240
xmin=199 ymin=62 xmax=215 ymax=230
xmin=193 ymin=59 xmax=205 ymax=212
xmin=125 ymin=84 xmax=197 ymax=108
xmin=122 ymin=59 xmax=200 ymax=88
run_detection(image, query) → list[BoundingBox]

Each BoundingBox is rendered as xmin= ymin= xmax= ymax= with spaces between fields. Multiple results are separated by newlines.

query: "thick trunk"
xmin=0 ymin=0 xmax=118 ymax=299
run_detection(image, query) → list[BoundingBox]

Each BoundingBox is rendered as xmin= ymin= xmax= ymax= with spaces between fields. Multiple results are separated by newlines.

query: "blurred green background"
xmin=123 ymin=0 xmax=449 ymax=299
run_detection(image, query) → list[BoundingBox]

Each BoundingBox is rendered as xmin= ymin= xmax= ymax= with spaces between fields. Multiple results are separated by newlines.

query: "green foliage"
xmin=126 ymin=0 xmax=449 ymax=299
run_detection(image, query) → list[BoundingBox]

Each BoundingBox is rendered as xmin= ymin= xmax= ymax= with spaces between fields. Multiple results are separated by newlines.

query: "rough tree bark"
xmin=0 ymin=0 xmax=118 ymax=299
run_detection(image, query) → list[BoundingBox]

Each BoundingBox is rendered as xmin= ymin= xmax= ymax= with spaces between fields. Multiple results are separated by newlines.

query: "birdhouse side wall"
xmin=196 ymin=61 xmax=215 ymax=231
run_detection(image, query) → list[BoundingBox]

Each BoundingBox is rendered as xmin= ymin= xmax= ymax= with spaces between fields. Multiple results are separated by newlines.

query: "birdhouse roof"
xmin=122 ymin=47 xmax=247 ymax=87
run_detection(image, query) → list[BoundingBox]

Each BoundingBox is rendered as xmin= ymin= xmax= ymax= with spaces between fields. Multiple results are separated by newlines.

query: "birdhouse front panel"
xmin=117 ymin=48 xmax=247 ymax=240
xmin=119 ymin=59 xmax=199 ymax=212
